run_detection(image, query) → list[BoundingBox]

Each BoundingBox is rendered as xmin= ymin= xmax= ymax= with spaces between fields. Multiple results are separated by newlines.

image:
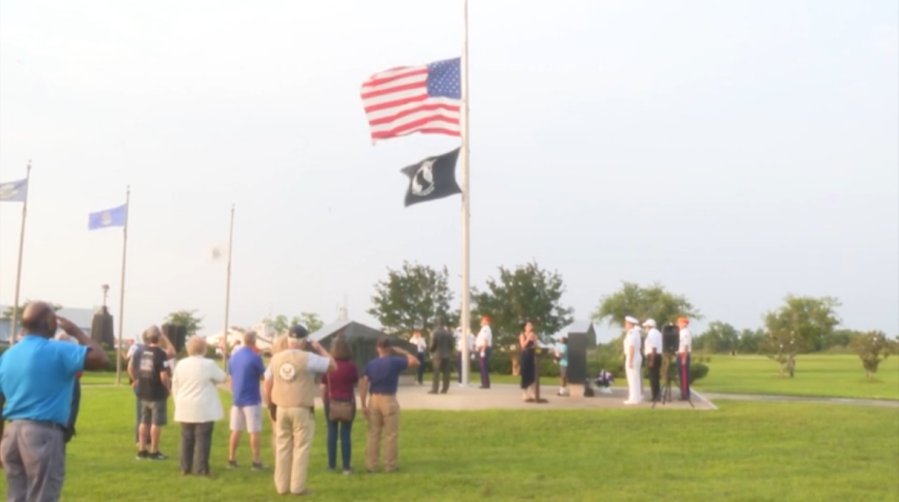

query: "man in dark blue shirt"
xmin=227 ymin=331 xmax=267 ymax=470
xmin=359 ymin=337 xmax=418 ymax=473
xmin=0 ymin=301 xmax=109 ymax=502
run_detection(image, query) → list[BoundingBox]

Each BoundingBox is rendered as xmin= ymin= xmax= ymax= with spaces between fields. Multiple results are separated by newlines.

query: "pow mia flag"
xmin=400 ymin=147 xmax=462 ymax=207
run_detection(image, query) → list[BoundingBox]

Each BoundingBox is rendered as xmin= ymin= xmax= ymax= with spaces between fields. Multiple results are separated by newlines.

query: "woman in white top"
xmin=172 ymin=336 xmax=226 ymax=475
xmin=410 ymin=329 xmax=428 ymax=384
xmin=622 ymin=316 xmax=644 ymax=405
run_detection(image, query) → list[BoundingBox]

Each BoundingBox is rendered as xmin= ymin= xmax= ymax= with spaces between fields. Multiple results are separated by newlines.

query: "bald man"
xmin=0 ymin=301 xmax=108 ymax=502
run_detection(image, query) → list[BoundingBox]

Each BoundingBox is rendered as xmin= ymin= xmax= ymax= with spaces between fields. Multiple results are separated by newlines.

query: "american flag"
xmin=360 ymin=57 xmax=461 ymax=141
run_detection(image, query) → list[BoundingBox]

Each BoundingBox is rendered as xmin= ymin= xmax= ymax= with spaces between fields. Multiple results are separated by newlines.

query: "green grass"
xmin=86 ymin=353 xmax=899 ymax=401
xmin=24 ymin=386 xmax=899 ymax=501
xmin=692 ymin=354 xmax=899 ymax=400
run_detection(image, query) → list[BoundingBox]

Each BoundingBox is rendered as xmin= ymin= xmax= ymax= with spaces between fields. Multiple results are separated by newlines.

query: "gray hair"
xmin=186 ymin=336 xmax=207 ymax=356
xmin=143 ymin=325 xmax=161 ymax=344
xmin=243 ymin=330 xmax=257 ymax=346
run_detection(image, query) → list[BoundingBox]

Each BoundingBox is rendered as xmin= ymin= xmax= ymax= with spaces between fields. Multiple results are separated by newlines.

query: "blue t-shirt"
xmin=229 ymin=347 xmax=266 ymax=407
xmin=0 ymin=335 xmax=87 ymax=425
xmin=557 ymin=344 xmax=568 ymax=367
xmin=363 ymin=356 xmax=409 ymax=395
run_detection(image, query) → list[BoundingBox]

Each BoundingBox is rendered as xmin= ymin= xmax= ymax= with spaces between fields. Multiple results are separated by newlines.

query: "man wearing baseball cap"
xmin=642 ymin=319 xmax=663 ymax=402
xmin=263 ymin=325 xmax=335 ymax=496
xmin=676 ymin=317 xmax=692 ymax=400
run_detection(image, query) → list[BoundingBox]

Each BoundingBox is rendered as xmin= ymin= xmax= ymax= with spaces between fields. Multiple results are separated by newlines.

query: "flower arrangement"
xmin=594 ymin=370 xmax=614 ymax=389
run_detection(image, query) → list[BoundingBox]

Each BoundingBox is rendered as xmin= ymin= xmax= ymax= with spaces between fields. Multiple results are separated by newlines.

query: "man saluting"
xmin=0 ymin=301 xmax=109 ymax=502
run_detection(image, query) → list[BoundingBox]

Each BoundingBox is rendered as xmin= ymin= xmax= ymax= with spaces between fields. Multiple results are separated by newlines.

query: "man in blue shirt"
xmin=359 ymin=337 xmax=418 ymax=473
xmin=0 ymin=301 xmax=108 ymax=502
xmin=227 ymin=330 xmax=267 ymax=470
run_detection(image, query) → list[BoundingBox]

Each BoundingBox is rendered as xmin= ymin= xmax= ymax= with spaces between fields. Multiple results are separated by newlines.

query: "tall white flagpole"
xmin=115 ymin=186 xmax=131 ymax=385
xmin=459 ymin=0 xmax=472 ymax=386
xmin=8 ymin=161 xmax=31 ymax=346
xmin=222 ymin=203 xmax=235 ymax=371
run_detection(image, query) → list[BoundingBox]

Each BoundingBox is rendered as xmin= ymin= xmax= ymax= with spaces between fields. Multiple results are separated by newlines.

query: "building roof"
xmin=309 ymin=319 xmax=391 ymax=343
xmin=0 ymin=305 xmax=97 ymax=342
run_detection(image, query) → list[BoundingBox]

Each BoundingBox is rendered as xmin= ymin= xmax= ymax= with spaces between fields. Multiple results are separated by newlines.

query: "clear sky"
xmin=1 ymin=0 xmax=897 ymax=340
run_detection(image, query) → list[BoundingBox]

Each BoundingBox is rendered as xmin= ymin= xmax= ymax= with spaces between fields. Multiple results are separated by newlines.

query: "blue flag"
xmin=0 ymin=178 xmax=28 ymax=202
xmin=88 ymin=204 xmax=127 ymax=230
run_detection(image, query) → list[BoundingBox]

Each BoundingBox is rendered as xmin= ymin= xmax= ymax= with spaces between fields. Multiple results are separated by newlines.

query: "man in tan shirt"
xmin=262 ymin=325 xmax=335 ymax=496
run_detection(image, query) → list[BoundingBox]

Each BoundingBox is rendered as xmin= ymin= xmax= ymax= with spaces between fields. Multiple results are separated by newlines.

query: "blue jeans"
xmin=416 ymin=353 xmax=426 ymax=383
xmin=324 ymin=400 xmax=355 ymax=471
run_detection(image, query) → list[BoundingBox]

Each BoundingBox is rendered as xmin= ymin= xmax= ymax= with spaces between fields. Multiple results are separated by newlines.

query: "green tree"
xmin=298 ymin=312 xmax=324 ymax=333
xmin=820 ymin=328 xmax=856 ymax=351
xmin=696 ymin=321 xmax=740 ymax=353
xmin=848 ymin=330 xmax=898 ymax=379
xmin=738 ymin=328 xmax=765 ymax=354
xmin=164 ymin=310 xmax=204 ymax=335
xmin=272 ymin=315 xmax=302 ymax=335
xmin=1 ymin=300 xmax=63 ymax=320
xmin=764 ymin=295 xmax=841 ymax=353
xmin=471 ymin=261 xmax=574 ymax=347
xmin=367 ymin=261 xmax=458 ymax=335
xmin=592 ymin=282 xmax=702 ymax=329
xmin=760 ymin=327 xmax=808 ymax=377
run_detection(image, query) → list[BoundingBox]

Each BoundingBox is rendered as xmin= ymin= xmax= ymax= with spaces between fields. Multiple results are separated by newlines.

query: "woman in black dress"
xmin=518 ymin=322 xmax=538 ymax=402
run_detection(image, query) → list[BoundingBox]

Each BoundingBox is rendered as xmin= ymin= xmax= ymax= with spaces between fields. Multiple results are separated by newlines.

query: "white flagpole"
xmin=222 ymin=203 xmax=235 ymax=371
xmin=115 ymin=186 xmax=131 ymax=385
xmin=459 ymin=0 xmax=472 ymax=386
xmin=8 ymin=160 xmax=31 ymax=346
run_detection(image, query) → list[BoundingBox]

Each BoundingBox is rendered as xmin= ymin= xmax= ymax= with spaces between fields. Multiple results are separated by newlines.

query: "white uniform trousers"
xmin=625 ymin=355 xmax=643 ymax=403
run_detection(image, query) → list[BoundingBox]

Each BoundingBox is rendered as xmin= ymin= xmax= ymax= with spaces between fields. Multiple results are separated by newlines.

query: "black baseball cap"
xmin=288 ymin=325 xmax=308 ymax=339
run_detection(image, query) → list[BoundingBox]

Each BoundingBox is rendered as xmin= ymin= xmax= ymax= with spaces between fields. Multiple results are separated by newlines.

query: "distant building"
xmin=0 ymin=305 xmax=97 ymax=344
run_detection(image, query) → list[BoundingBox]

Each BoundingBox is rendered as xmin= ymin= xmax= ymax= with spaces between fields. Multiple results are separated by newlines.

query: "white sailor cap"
xmin=625 ymin=316 xmax=639 ymax=325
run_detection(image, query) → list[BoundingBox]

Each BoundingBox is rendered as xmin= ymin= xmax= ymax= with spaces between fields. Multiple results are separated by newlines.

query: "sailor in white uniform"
xmin=623 ymin=316 xmax=644 ymax=405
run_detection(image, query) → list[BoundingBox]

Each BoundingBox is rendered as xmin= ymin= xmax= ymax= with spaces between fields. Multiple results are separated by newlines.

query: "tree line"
xmin=365 ymin=261 xmax=898 ymax=379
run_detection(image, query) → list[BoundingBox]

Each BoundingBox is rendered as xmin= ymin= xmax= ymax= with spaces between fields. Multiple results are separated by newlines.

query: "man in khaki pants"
xmin=263 ymin=325 xmax=335 ymax=496
xmin=359 ymin=337 xmax=419 ymax=473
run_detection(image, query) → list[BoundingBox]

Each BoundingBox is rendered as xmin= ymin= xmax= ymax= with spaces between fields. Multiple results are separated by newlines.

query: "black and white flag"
xmin=400 ymin=147 xmax=462 ymax=207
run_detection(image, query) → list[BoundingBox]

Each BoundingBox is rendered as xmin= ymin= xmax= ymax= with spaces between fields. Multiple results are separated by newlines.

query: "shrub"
xmin=690 ymin=363 xmax=709 ymax=383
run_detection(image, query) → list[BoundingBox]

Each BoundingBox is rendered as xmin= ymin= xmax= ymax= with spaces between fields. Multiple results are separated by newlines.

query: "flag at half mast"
xmin=361 ymin=57 xmax=461 ymax=141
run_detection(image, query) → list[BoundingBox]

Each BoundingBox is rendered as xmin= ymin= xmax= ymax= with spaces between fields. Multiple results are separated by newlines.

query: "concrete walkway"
xmin=86 ymin=379 xmax=897 ymax=409
xmin=698 ymin=392 xmax=899 ymax=408
xmin=369 ymin=380 xmax=714 ymax=411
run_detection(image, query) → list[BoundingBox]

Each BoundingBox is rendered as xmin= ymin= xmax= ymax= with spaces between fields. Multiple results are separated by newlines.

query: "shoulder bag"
xmin=326 ymin=374 xmax=354 ymax=423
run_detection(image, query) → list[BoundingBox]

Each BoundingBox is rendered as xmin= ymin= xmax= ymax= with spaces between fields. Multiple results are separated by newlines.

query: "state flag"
xmin=88 ymin=204 xmax=128 ymax=230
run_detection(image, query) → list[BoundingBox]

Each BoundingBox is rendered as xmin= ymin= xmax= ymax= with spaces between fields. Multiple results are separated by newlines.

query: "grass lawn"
xmin=86 ymin=353 xmax=899 ymax=402
xmin=692 ymin=354 xmax=899 ymax=401
xmin=23 ymin=386 xmax=899 ymax=501
xmin=459 ymin=354 xmax=899 ymax=401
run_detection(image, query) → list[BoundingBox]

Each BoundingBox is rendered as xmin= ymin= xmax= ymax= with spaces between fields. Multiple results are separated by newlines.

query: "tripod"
xmin=652 ymin=353 xmax=694 ymax=409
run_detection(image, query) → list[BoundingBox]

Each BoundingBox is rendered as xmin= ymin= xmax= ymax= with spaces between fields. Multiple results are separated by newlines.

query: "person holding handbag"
xmin=320 ymin=337 xmax=359 ymax=474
